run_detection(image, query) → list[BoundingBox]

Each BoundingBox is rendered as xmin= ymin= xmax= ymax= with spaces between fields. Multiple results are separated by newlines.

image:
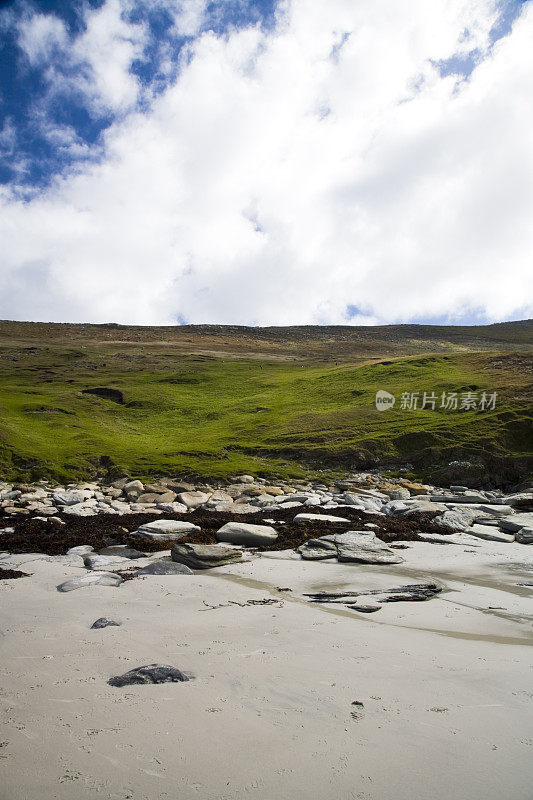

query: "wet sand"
xmin=1 ymin=537 xmax=532 ymax=800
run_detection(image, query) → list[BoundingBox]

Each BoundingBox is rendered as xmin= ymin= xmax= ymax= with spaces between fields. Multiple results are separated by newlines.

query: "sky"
xmin=0 ymin=0 xmax=532 ymax=327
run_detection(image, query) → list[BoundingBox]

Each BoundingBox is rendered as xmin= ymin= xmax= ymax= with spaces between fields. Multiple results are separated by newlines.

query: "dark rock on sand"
xmin=134 ymin=560 xmax=193 ymax=576
xmin=98 ymin=546 xmax=146 ymax=559
xmin=91 ymin=617 xmax=121 ymax=629
xmin=171 ymin=542 xmax=243 ymax=570
xmin=108 ymin=664 xmax=191 ymax=687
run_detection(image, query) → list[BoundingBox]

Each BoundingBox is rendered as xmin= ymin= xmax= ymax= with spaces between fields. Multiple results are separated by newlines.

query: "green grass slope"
xmin=0 ymin=338 xmax=531 ymax=485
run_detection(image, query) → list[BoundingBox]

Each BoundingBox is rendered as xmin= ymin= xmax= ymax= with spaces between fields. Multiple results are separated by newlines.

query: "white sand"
xmin=1 ymin=537 xmax=532 ymax=800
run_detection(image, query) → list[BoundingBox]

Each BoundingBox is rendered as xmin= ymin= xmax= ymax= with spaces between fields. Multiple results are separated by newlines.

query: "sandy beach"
xmin=1 ymin=536 xmax=532 ymax=800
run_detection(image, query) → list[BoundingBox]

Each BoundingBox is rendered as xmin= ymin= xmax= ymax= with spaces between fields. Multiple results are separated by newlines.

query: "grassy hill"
xmin=0 ymin=320 xmax=531 ymax=486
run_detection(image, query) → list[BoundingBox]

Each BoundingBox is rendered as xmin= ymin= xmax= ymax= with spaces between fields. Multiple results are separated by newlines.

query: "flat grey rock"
xmin=500 ymin=513 xmax=533 ymax=532
xmin=462 ymin=525 xmax=515 ymax=543
xmin=298 ymin=536 xmax=338 ymax=560
xmin=177 ymin=491 xmax=211 ymax=508
xmin=67 ymin=545 xmax=94 ymax=556
xmin=133 ymin=519 xmax=200 ymax=541
xmin=434 ymin=509 xmax=477 ymax=531
xmin=84 ymin=554 xmax=133 ymax=570
xmin=62 ymin=503 xmax=97 ymax=517
xmin=335 ymin=531 xmax=404 ymax=564
xmin=216 ymin=522 xmax=278 ymax=546
xmin=91 ymin=617 xmax=121 ymax=629
xmin=134 ymin=560 xmax=193 ymax=575
xmin=171 ymin=542 xmax=243 ymax=570
xmin=108 ymin=664 xmax=191 ymax=686
xmin=53 ymin=491 xmax=87 ymax=506
xmin=57 ymin=571 xmax=123 ymax=592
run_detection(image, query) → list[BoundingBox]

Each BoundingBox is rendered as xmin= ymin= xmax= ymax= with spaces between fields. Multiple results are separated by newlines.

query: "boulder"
xmin=500 ymin=513 xmax=533 ymax=533
xmin=124 ymin=480 xmax=144 ymax=493
xmin=52 ymin=490 xmax=87 ymax=506
xmin=62 ymin=503 xmax=97 ymax=517
xmin=134 ymin=560 xmax=194 ymax=576
xmin=298 ymin=536 xmax=338 ymax=560
xmin=84 ymin=554 xmax=133 ymax=571
xmin=137 ymin=492 xmax=164 ymax=504
xmin=171 ymin=542 xmax=243 ymax=570
xmin=67 ymin=545 xmax=94 ymax=556
xmin=57 ymin=572 xmax=123 ymax=592
xmin=294 ymin=513 xmax=349 ymax=523
xmin=334 ymin=531 xmax=404 ymax=564
xmin=156 ymin=502 xmax=188 ymax=513
xmin=462 ymin=525 xmax=515 ymax=543
xmin=230 ymin=504 xmax=261 ymax=514
xmin=98 ymin=546 xmax=145 ymax=559
xmin=133 ymin=519 xmax=200 ymax=541
xmin=177 ymin=491 xmax=211 ymax=508
xmin=433 ymin=509 xmax=477 ymax=531
xmin=515 ymin=528 xmax=533 ymax=544
xmin=216 ymin=522 xmax=278 ymax=546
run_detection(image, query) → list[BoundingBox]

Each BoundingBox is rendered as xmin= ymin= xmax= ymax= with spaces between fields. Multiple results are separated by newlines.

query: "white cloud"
xmin=17 ymin=0 xmax=146 ymax=115
xmin=2 ymin=0 xmax=532 ymax=325
xmin=17 ymin=11 xmax=68 ymax=66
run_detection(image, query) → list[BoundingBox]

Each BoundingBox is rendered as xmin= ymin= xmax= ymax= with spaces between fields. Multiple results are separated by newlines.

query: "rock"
xmin=386 ymin=488 xmax=411 ymax=500
xmin=335 ymin=531 xmax=404 ymax=564
xmin=57 ymin=572 xmax=123 ymax=592
xmin=124 ymin=479 xmax=144 ymax=493
xmin=514 ymin=528 xmax=533 ymax=544
xmin=294 ymin=513 xmax=349 ymax=523
xmin=84 ymin=554 xmax=133 ymax=570
xmin=137 ymin=492 xmax=164 ymax=504
xmin=462 ymin=525 xmax=515 ymax=543
xmin=500 ymin=513 xmax=533 ymax=532
xmin=229 ymin=504 xmax=261 ymax=514
xmin=206 ymin=490 xmax=234 ymax=504
xmin=155 ymin=502 xmax=188 ymax=513
xmin=433 ymin=509 xmax=477 ymax=531
xmin=399 ymin=481 xmax=429 ymax=495
xmin=133 ymin=519 xmax=200 ymax=541
xmin=134 ymin=561 xmax=194 ymax=576
xmin=171 ymin=542 xmax=243 ymax=570
xmin=235 ymin=475 xmax=255 ymax=483
xmin=108 ymin=664 xmax=191 ymax=687
xmin=155 ymin=491 xmax=178 ymax=504
xmin=91 ymin=617 xmax=121 ymax=629
xmin=429 ymin=492 xmax=487 ymax=504
xmin=66 ymin=545 xmax=94 ymax=556
xmin=216 ymin=522 xmax=278 ymax=546
xmin=52 ymin=491 xmax=87 ymax=506
xmin=504 ymin=493 xmax=533 ymax=507
xmin=347 ymin=604 xmax=381 ymax=613
xmin=298 ymin=536 xmax=338 ymax=560
xmin=472 ymin=504 xmax=515 ymax=518
xmin=98 ymin=546 xmax=145 ymax=559
xmin=177 ymin=490 xmax=211 ymax=508
xmin=62 ymin=503 xmax=97 ymax=517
